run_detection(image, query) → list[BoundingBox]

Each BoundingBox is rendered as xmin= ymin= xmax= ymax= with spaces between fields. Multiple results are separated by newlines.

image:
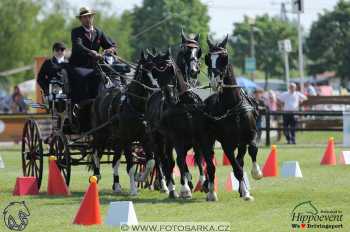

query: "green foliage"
xmin=131 ymin=0 xmax=210 ymax=57
xmin=230 ymin=15 xmax=298 ymax=80
xmin=306 ymin=0 xmax=350 ymax=83
xmin=0 ymin=0 xmax=42 ymax=86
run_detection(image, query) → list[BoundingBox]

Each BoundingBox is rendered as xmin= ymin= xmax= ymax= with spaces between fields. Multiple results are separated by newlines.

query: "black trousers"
xmin=283 ymin=114 xmax=297 ymax=144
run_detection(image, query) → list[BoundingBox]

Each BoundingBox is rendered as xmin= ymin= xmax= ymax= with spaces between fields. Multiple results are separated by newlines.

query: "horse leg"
xmin=112 ymin=145 xmax=122 ymax=193
xmin=164 ymin=142 xmax=178 ymax=199
xmin=154 ymin=157 xmax=169 ymax=194
xmin=125 ymin=144 xmax=138 ymax=196
xmin=248 ymin=141 xmax=263 ymax=180
xmin=202 ymin=147 xmax=217 ymax=201
xmin=193 ymin=146 xmax=205 ymax=190
xmin=223 ymin=143 xmax=253 ymax=201
xmin=92 ymin=148 xmax=102 ymax=182
xmin=174 ymin=144 xmax=192 ymax=199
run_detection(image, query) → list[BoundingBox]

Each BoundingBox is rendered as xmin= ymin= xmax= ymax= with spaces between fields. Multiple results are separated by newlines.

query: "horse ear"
xmin=219 ymin=34 xmax=228 ymax=48
xmin=207 ymin=36 xmax=214 ymax=50
xmin=146 ymin=48 xmax=155 ymax=59
xmin=140 ymin=49 xmax=147 ymax=61
xmin=165 ymin=48 xmax=171 ymax=59
xmin=181 ymin=28 xmax=188 ymax=44
xmin=194 ymin=33 xmax=200 ymax=42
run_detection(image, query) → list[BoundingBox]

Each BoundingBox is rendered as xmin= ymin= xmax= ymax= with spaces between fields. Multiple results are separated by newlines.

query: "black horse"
xmin=200 ymin=35 xmax=262 ymax=201
xmin=146 ymin=49 xmax=206 ymax=199
xmin=90 ymin=51 xmax=158 ymax=195
xmin=175 ymin=30 xmax=206 ymax=190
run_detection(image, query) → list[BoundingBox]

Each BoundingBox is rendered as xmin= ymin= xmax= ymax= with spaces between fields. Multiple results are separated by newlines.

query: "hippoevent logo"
xmin=291 ymin=201 xmax=343 ymax=230
xmin=3 ymin=201 xmax=31 ymax=231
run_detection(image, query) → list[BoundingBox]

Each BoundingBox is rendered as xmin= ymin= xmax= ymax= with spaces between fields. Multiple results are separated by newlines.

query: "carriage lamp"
xmin=51 ymin=83 xmax=63 ymax=95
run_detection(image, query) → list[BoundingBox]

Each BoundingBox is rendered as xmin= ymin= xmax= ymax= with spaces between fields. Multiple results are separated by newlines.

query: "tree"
xmin=306 ymin=0 xmax=350 ymax=85
xmin=0 ymin=0 xmax=42 ymax=86
xmin=131 ymin=0 xmax=210 ymax=58
xmin=230 ymin=15 xmax=298 ymax=82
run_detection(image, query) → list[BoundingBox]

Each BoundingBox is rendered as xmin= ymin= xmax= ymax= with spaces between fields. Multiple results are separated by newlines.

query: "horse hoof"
xmin=179 ymin=191 xmax=192 ymax=199
xmin=206 ymin=192 xmax=218 ymax=202
xmin=251 ymin=163 xmax=263 ymax=180
xmin=243 ymin=195 xmax=254 ymax=201
xmin=169 ymin=191 xmax=178 ymax=199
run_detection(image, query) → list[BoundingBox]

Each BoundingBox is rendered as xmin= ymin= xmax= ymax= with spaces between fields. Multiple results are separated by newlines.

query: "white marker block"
xmin=0 ymin=155 xmax=4 ymax=169
xmin=105 ymin=201 xmax=138 ymax=226
xmin=225 ymin=171 xmax=250 ymax=192
xmin=339 ymin=151 xmax=350 ymax=165
xmin=281 ymin=161 xmax=303 ymax=178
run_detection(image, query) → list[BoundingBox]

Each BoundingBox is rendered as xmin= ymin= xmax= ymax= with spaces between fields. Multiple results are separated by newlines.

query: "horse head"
xmin=180 ymin=29 xmax=202 ymax=82
xmin=205 ymin=35 xmax=229 ymax=78
xmin=151 ymin=49 xmax=186 ymax=103
xmin=136 ymin=49 xmax=158 ymax=89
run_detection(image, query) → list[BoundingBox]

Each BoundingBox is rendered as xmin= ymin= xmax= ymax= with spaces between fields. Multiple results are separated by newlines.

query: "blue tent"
xmin=236 ymin=76 xmax=259 ymax=89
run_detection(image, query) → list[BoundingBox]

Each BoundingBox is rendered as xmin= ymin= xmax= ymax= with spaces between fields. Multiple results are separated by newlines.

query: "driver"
xmin=69 ymin=6 xmax=117 ymax=102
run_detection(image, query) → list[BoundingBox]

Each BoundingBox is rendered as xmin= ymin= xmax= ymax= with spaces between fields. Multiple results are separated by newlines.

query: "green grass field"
xmin=0 ymin=135 xmax=349 ymax=232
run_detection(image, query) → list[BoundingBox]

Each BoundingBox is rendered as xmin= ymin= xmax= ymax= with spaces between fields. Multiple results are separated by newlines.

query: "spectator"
xmin=11 ymin=86 xmax=27 ymax=113
xmin=304 ymin=81 xmax=318 ymax=96
xmin=254 ymin=89 xmax=266 ymax=144
xmin=266 ymin=90 xmax=277 ymax=111
xmin=278 ymin=83 xmax=307 ymax=144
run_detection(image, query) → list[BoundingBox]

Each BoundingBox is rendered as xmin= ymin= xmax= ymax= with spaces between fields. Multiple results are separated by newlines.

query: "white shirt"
xmin=54 ymin=56 xmax=65 ymax=64
xmin=278 ymin=91 xmax=307 ymax=111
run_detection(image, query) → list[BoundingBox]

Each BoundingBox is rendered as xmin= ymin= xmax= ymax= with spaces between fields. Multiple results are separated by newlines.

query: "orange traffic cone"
xmin=320 ymin=137 xmax=336 ymax=165
xmin=73 ymin=176 xmax=102 ymax=225
xmin=47 ymin=156 xmax=70 ymax=196
xmin=222 ymin=153 xmax=231 ymax=166
xmin=262 ymin=145 xmax=278 ymax=177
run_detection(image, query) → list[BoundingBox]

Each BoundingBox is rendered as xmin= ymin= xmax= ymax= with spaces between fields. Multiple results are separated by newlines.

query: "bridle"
xmin=181 ymin=43 xmax=201 ymax=87
xmin=206 ymin=48 xmax=240 ymax=92
xmin=152 ymin=58 xmax=180 ymax=104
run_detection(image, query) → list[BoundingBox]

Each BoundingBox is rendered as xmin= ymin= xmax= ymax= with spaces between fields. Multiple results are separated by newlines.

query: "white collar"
xmin=83 ymin=26 xmax=94 ymax=32
xmin=54 ymin=56 xmax=65 ymax=64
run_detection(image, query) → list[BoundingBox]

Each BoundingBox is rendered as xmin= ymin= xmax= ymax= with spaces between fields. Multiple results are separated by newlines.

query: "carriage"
xmin=21 ymin=55 xmax=156 ymax=190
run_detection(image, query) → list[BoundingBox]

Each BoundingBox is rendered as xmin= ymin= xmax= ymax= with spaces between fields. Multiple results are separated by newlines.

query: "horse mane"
xmin=224 ymin=64 xmax=237 ymax=85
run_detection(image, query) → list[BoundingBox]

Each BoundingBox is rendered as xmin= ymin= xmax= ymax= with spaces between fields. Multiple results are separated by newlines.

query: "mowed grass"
xmin=0 ymin=139 xmax=350 ymax=232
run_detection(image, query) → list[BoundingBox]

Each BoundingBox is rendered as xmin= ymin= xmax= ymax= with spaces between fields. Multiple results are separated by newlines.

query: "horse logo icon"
xmin=3 ymin=201 xmax=30 ymax=231
xmin=292 ymin=200 xmax=319 ymax=216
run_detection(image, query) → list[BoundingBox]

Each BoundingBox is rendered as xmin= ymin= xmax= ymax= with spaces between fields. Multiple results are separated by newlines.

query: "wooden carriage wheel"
xmin=50 ymin=134 xmax=71 ymax=186
xmin=21 ymin=119 xmax=44 ymax=189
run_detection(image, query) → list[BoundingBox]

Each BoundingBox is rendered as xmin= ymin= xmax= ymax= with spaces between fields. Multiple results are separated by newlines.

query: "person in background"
xmin=254 ymin=88 xmax=266 ymax=144
xmin=278 ymin=83 xmax=307 ymax=144
xmin=37 ymin=42 xmax=67 ymax=95
xmin=304 ymin=81 xmax=318 ymax=96
xmin=11 ymin=86 xmax=27 ymax=113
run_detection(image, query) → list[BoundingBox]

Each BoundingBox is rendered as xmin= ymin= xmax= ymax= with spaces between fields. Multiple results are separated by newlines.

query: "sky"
xmin=72 ymin=0 xmax=338 ymax=38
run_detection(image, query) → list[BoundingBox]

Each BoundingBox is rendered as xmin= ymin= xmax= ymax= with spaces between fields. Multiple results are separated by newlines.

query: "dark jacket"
xmin=37 ymin=57 xmax=67 ymax=95
xmin=69 ymin=26 xmax=116 ymax=67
